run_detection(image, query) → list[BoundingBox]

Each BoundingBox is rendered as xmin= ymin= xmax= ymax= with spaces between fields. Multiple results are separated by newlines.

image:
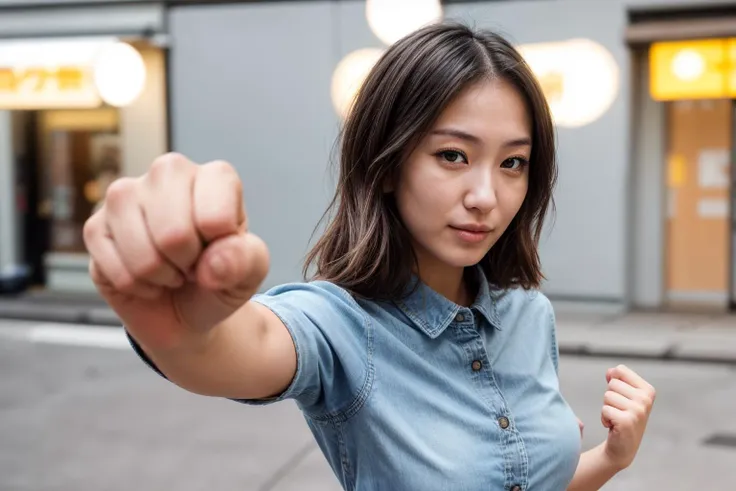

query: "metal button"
xmin=498 ymin=416 xmax=510 ymax=429
xmin=455 ymin=313 xmax=464 ymax=322
xmin=471 ymin=360 xmax=482 ymax=371
xmin=510 ymin=486 xmax=522 ymax=491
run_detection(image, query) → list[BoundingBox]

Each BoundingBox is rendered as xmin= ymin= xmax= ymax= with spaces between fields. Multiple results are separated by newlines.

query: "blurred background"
xmin=1 ymin=0 xmax=736 ymax=489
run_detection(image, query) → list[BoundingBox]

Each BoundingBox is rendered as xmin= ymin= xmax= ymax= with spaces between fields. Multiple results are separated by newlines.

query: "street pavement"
xmin=0 ymin=319 xmax=734 ymax=490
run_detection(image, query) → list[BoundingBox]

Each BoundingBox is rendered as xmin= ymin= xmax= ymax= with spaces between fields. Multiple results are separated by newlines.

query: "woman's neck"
xmin=415 ymin=258 xmax=473 ymax=307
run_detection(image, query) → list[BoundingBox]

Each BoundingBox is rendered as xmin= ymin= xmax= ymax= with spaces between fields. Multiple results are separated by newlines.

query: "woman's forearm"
xmin=567 ymin=443 xmax=622 ymax=491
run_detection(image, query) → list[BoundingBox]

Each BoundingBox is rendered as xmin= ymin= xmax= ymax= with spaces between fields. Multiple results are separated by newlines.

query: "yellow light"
xmin=519 ymin=39 xmax=620 ymax=128
xmin=93 ymin=42 xmax=146 ymax=107
xmin=331 ymin=48 xmax=384 ymax=120
xmin=671 ymin=49 xmax=705 ymax=81
xmin=366 ymin=0 xmax=443 ymax=46
xmin=649 ymin=39 xmax=730 ymax=101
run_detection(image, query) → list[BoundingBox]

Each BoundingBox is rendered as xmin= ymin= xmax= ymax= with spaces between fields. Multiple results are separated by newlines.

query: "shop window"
xmin=40 ymin=109 xmax=120 ymax=254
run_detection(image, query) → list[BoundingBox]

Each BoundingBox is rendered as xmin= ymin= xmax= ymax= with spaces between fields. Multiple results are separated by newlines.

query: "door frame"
xmin=729 ymin=100 xmax=736 ymax=311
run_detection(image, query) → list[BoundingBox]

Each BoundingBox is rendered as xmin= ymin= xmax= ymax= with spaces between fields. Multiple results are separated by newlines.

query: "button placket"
xmin=465 ymin=321 xmax=528 ymax=491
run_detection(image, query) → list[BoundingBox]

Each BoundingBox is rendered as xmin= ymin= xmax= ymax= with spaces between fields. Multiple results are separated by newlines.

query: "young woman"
xmin=83 ymin=21 xmax=655 ymax=491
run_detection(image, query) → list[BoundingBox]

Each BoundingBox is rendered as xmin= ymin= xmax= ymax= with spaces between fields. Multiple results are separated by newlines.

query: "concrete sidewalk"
xmin=555 ymin=311 xmax=736 ymax=364
xmin=2 ymin=291 xmax=736 ymax=364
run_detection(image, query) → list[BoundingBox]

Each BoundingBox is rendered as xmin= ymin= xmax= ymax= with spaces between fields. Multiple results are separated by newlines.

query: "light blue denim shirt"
xmin=131 ymin=266 xmax=581 ymax=490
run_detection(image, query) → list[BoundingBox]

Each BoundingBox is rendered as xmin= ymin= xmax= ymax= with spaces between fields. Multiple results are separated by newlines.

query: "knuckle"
xmin=204 ymin=160 xmax=243 ymax=194
xmin=149 ymin=152 xmax=192 ymax=180
xmin=105 ymin=177 xmax=137 ymax=209
xmin=152 ymin=152 xmax=188 ymax=170
xmin=82 ymin=213 xmax=101 ymax=245
xmin=206 ymin=159 xmax=237 ymax=176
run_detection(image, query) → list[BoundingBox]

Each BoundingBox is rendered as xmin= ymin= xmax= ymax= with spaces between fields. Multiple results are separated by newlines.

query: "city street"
xmin=1 ymin=319 xmax=733 ymax=490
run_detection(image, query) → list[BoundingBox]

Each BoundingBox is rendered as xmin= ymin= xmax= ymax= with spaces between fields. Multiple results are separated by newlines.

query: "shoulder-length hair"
xmin=304 ymin=21 xmax=557 ymax=300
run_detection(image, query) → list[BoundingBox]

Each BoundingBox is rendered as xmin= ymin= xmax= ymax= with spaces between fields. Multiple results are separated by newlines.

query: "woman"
xmin=83 ymin=21 xmax=655 ymax=490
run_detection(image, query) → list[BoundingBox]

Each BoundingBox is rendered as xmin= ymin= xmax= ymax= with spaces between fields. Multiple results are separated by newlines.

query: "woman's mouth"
xmin=449 ymin=225 xmax=492 ymax=244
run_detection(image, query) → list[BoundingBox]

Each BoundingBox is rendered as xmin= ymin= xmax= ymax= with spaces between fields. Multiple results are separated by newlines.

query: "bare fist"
xmin=600 ymin=364 xmax=656 ymax=471
xmin=83 ymin=153 xmax=269 ymax=349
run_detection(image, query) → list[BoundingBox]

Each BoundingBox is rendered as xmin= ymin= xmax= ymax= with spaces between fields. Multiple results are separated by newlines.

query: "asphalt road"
xmin=1 ymin=319 xmax=734 ymax=490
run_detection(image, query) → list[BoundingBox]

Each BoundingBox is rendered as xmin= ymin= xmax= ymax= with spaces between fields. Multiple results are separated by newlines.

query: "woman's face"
xmin=393 ymin=78 xmax=532 ymax=278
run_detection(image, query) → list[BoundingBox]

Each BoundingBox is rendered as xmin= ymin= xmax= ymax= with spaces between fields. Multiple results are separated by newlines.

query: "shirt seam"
xmin=310 ymin=287 xmax=375 ymax=424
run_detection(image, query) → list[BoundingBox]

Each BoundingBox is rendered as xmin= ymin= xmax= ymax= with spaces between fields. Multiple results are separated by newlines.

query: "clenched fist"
xmin=600 ymin=365 xmax=656 ymax=471
xmin=83 ymin=153 xmax=270 ymax=350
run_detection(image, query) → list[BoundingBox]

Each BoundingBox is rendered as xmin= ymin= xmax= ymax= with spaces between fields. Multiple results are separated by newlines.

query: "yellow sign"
xmin=0 ymin=37 xmax=120 ymax=110
xmin=667 ymin=154 xmax=686 ymax=188
xmin=650 ymin=38 xmax=736 ymax=101
xmin=0 ymin=66 xmax=101 ymax=109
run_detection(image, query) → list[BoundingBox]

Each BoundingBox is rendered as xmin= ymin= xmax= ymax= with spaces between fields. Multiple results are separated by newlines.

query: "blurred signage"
xmin=0 ymin=67 xmax=100 ymax=109
xmin=518 ymin=39 xmax=619 ymax=128
xmin=650 ymin=38 xmax=736 ymax=101
xmin=0 ymin=37 xmax=113 ymax=109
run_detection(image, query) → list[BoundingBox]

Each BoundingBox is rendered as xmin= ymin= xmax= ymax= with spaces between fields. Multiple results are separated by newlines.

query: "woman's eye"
xmin=501 ymin=157 xmax=528 ymax=170
xmin=438 ymin=150 xmax=468 ymax=164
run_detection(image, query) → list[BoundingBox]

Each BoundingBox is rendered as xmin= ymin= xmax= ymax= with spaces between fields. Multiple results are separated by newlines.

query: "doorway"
xmin=664 ymin=99 xmax=732 ymax=310
xmin=12 ymin=108 xmax=121 ymax=290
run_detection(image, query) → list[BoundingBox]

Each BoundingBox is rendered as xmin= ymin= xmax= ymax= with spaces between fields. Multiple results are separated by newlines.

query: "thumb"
xmin=198 ymin=232 xmax=270 ymax=296
xmin=172 ymin=232 xmax=269 ymax=333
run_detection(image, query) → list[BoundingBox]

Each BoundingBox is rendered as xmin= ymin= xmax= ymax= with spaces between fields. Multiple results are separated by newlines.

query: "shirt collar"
xmin=394 ymin=265 xmax=502 ymax=339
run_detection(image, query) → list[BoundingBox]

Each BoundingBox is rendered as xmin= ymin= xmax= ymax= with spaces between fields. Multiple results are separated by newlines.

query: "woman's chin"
xmin=436 ymin=248 xmax=490 ymax=269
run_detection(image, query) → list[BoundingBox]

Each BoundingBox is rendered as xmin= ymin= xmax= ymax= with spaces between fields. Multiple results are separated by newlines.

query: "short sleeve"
xmin=244 ymin=281 xmax=372 ymax=416
xmin=127 ymin=281 xmax=372 ymax=419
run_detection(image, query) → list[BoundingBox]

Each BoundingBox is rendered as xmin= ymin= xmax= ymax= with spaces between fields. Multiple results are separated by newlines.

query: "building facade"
xmin=0 ymin=0 xmax=733 ymax=314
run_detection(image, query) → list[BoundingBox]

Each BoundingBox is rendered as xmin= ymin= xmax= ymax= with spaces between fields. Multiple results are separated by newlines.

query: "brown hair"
xmin=304 ymin=21 xmax=557 ymax=300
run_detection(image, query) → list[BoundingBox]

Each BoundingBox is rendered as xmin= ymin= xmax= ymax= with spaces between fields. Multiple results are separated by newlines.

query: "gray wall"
xmin=169 ymin=1 xmax=341 ymax=290
xmin=167 ymin=0 xmax=731 ymax=301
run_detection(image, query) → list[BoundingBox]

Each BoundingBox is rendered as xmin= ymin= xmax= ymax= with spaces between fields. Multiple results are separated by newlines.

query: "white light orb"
xmin=331 ymin=48 xmax=384 ymax=119
xmin=519 ymin=38 xmax=619 ymax=128
xmin=671 ymin=49 xmax=706 ymax=82
xmin=93 ymin=42 xmax=146 ymax=107
xmin=366 ymin=0 xmax=443 ymax=46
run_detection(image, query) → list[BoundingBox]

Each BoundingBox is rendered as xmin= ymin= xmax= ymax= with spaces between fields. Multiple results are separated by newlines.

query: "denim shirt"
xmin=131 ymin=267 xmax=581 ymax=490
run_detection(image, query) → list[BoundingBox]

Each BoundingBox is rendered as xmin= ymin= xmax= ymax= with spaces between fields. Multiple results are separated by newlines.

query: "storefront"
xmin=1 ymin=0 xmax=733 ymax=313
xmin=0 ymin=1 xmax=169 ymax=294
xmin=627 ymin=3 xmax=736 ymax=312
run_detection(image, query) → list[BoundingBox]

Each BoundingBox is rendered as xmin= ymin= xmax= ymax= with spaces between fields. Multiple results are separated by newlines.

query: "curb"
xmin=3 ymin=307 xmax=736 ymax=366
xmin=559 ymin=344 xmax=736 ymax=366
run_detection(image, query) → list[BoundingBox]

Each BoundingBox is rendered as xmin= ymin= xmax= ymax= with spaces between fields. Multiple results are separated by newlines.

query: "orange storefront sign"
xmin=650 ymin=38 xmax=736 ymax=101
xmin=0 ymin=66 xmax=101 ymax=109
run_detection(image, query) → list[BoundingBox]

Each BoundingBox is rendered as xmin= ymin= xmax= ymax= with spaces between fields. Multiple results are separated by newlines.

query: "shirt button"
xmin=455 ymin=313 xmax=464 ymax=322
xmin=471 ymin=360 xmax=482 ymax=371
xmin=498 ymin=416 xmax=510 ymax=429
